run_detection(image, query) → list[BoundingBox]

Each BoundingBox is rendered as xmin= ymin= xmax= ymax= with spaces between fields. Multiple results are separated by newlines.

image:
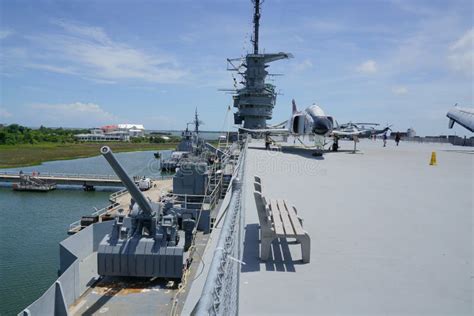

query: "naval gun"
xmin=97 ymin=146 xmax=194 ymax=279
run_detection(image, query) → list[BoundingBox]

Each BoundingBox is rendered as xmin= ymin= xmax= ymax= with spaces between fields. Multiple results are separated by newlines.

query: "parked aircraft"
xmin=239 ymin=99 xmax=363 ymax=149
xmin=447 ymin=104 xmax=474 ymax=133
xmin=335 ymin=122 xmax=391 ymax=138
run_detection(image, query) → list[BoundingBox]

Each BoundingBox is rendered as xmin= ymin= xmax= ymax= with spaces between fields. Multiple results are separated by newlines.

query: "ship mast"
xmin=194 ymin=108 xmax=200 ymax=134
xmin=229 ymin=0 xmax=291 ymax=129
xmin=252 ymin=0 xmax=261 ymax=54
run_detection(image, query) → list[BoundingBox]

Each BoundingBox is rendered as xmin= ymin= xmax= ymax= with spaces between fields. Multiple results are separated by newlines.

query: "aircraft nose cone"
xmin=313 ymin=118 xmax=333 ymax=135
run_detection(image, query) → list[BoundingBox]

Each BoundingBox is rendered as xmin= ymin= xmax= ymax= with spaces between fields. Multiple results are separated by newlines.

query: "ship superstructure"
xmin=231 ymin=0 xmax=292 ymax=129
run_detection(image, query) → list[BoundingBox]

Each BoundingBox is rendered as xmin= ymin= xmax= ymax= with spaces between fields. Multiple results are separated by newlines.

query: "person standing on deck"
xmin=265 ymin=134 xmax=271 ymax=150
xmin=383 ymin=133 xmax=388 ymax=147
xmin=395 ymin=132 xmax=401 ymax=146
xmin=332 ymin=135 xmax=339 ymax=151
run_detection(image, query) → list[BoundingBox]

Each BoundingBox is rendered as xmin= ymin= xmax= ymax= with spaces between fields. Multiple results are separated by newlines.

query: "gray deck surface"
xmin=240 ymin=138 xmax=472 ymax=315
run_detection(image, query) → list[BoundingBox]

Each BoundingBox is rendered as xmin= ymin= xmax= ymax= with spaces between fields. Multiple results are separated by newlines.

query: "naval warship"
xmin=20 ymin=1 xmax=280 ymax=314
xmin=18 ymin=1 xmax=473 ymax=315
xmin=160 ymin=110 xmax=223 ymax=172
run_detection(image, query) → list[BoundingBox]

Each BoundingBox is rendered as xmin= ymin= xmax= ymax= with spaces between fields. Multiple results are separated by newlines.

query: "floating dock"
xmin=12 ymin=174 xmax=56 ymax=192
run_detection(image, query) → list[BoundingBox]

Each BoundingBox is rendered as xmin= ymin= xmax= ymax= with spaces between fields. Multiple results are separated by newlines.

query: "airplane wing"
xmin=239 ymin=127 xmax=290 ymax=136
xmin=447 ymin=106 xmax=474 ymax=132
xmin=353 ymin=122 xmax=380 ymax=126
xmin=331 ymin=129 xmax=364 ymax=136
xmin=268 ymin=120 xmax=288 ymax=129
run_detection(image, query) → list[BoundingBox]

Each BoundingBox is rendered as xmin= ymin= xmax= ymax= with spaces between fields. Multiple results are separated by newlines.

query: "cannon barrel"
xmin=100 ymin=146 xmax=154 ymax=215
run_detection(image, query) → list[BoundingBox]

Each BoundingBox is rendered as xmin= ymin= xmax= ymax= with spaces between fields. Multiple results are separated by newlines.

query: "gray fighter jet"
xmin=240 ymin=99 xmax=362 ymax=148
xmin=336 ymin=122 xmax=391 ymax=138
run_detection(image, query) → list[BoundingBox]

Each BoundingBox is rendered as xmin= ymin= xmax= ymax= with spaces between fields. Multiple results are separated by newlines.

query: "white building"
xmin=117 ymin=124 xmax=145 ymax=137
xmin=74 ymin=123 xmax=145 ymax=142
xmin=74 ymin=132 xmax=129 ymax=142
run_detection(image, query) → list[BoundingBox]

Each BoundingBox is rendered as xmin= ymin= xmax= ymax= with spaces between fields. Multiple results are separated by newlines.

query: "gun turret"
xmin=100 ymin=146 xmax=154 ymax=215
xmin=98 ymin=146 xmax=184 ymax=279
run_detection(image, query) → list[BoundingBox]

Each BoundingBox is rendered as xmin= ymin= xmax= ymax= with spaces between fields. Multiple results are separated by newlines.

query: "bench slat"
xmin=270 ymin=199 xmax=285 ymax=236
xmin=283 ymin=200 xmax=305 ymax=236
xmin=277 ymin=199 xmax=295 ymax=236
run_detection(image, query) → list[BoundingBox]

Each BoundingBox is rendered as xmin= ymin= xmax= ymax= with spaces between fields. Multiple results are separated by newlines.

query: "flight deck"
xmin=239 ymin=138 xmax=472 ymax=315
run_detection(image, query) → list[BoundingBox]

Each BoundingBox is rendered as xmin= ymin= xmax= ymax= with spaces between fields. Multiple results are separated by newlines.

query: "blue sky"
xmin=0 ymin=0 xmax=472 ymax=136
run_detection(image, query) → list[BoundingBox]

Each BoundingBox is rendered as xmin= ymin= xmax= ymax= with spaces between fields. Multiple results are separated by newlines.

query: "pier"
xmin=0 ymin=171 xmax=169 ymax=188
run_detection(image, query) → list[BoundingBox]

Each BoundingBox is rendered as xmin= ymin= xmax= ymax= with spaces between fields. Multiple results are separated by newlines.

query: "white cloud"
xmin=52 ymin=20 xmax=111 ymax=44
xmin=179 ymin=32 xmax=199 ymax=44
xmin=293 ymin=59 xmax=313 ymax=72
xmin=0 ymin=29 xmax=13 ymax=40
xmin=448 ymin=28 xmax=473 ymax=76
xmin=21 ymin=20 xmax=188 ymax=84
xmin=356 ymin=60 xmax=377 ymax=74
xmin=0 ymin=108 xmax=13 ymax=118
xmin=29 ymin=102 xmax=119 ymax=127
xmin=391 ymin=86 xmax=409 ymax=95
xmin=26 ymin=63 xmax=77 ymax=75
xmin=306 ymin=20 xmax=345 ymax=33
xmin=389 ymin=0 xmax=438 ymax=17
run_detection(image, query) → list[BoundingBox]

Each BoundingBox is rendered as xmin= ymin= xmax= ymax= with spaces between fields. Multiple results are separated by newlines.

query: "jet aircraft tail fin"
xmin=292 ymin=99 xmax=297 ymax=114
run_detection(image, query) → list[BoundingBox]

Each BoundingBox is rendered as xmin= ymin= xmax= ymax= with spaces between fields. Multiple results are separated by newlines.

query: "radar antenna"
xmin=251 ymin=0 xmax=262 ymax=54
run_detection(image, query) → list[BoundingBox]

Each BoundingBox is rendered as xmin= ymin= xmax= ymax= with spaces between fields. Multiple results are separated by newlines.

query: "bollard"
xmin=429 ymin=152 xmax=437 ymax=166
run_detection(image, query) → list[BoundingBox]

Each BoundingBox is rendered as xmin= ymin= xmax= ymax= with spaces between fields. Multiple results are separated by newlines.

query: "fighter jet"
xmin=335 ymin=122 xmax=391 ymax=138
xmin=447 ymin=104 xmax=474 ymax=133
xmin=239 ymin=99 xmax=362 ymax=148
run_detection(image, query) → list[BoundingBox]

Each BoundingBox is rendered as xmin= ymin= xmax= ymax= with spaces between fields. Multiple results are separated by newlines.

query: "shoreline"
xmin=0 ymin=142 xmax=177 ymax=169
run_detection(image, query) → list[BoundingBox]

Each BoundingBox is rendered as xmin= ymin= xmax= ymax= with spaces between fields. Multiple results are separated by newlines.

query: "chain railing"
xmin=195 ymin=138 xmax=247 ymax=316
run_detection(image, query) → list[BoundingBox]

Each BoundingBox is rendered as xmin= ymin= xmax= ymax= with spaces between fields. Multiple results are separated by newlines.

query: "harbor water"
xmin=0 ymin=150 xmax=167 ymax=315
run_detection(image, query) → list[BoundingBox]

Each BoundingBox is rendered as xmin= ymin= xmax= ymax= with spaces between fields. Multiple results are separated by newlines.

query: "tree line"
xmin=0 ymin=124 xmax=181 ymax=145
xmin=0 ymin=124 xmax=89 ymax=145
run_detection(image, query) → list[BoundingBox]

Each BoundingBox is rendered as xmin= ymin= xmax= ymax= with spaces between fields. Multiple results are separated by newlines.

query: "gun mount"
xmin=97 ymin=146 xmax=192 ymax=279
xmin=102 ymin=146 xmax=155 ymax=206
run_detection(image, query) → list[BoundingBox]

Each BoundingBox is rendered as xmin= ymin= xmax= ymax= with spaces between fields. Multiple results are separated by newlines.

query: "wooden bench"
xmin=253 ymin=176 xmax=311 ymax=263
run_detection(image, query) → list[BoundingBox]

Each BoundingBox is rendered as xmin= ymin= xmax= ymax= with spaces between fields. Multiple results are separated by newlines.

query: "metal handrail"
xmin=109 ymin=188 xmax=128 ymax=201
xmin=0 ymin=170 xmax=173 ymax=181
xmin=173 ymin=177 xmax=222 ymax=210
xmin=0 ymin=171 xmax=118 ymax=179
xmin=68 ymin=220 xmax=81 ymax=231
xmin=68 ymin=202 xmax=121 ymax=231
xmin=91 ymin=202 xmax=120 ymax=217
xmin=195 ymin=138 xmax=247 ymax=315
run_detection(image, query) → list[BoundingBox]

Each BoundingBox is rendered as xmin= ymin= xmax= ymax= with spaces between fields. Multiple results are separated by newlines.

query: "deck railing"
xmin=109 ymin=188 xmax=128 ymax=202
xmin=68 ymin=202 xmax=121 ymax=232
xmin=172 ymin=175 xmax=222 ymax=211
xmin=195 ymin=138 xmax=247 ymax=316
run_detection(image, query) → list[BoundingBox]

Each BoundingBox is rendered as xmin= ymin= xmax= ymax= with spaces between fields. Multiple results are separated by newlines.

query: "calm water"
xmin=0 ymin=150 xmax=166 ymax=315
